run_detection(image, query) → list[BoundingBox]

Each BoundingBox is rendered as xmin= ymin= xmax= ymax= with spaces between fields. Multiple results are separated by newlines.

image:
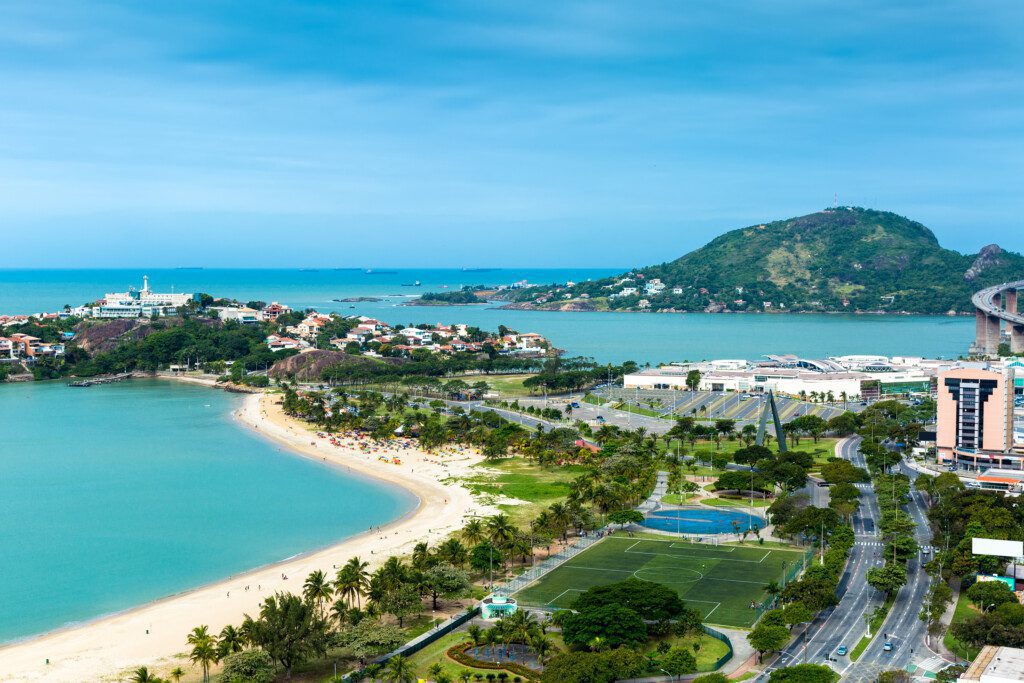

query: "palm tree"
xmin=336 ymin=557 xmax=370 ymax=608
xmin=384 ymin=655 xmax=415 ymax=683
xmin=461 ymin=518 xmax=485 ymax=547
xmin=218 ymin=624 xmax=244 ymax=656
xmin=187 ymin=625 xmax=219 ymax=683
xmin=304 ymin=569 xmax=334 ymax=617
xmin=412 ymin=542 xmax=431 ymax=570
xmin=331 ymin=598 xmax=353 ymax=626
xmin=531 ymin=633 xmax=554 ymax=663
xmin=169 ymin=667 xmax=185 ymax=683
xmin=509 ymin=534 xmax=533 ymax=566
xmin=485 ymin=514 xmax=516 ymax=548
xmin=467 ymin=624 xmax=483 ymax=648
xmin=131 ymin=667 xmax=160 ymax=683
xmin=436 ymin=538 xmax=468 ymax=567
xmin=484 ymin=628 xmax=498 ymax=658
xmin=547 ymin=502 xmax=571 ymax=540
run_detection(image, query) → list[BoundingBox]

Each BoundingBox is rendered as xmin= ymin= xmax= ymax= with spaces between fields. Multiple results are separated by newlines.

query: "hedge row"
xmin=446 ymin=644 xmax=541 ymax=681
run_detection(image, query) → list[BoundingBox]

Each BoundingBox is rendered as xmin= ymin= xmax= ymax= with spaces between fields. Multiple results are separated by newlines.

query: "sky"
xmin=1 ymin=1 xmax=1022 ymax=268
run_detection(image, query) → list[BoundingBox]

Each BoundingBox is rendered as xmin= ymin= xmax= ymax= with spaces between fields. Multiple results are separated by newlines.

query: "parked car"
xmin=837 ymin=646 xmax=848 ymax=656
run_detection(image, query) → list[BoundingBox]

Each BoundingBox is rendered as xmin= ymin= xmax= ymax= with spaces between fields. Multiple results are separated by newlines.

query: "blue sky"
xmin=1 ymin=1 xmax=1022 ymax=268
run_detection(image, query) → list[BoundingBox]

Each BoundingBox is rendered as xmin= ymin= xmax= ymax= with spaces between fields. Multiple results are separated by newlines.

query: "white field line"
xmin=685 ymin=599 xmax=722 ymax=619
xmin=669 ymin=542 xmax=736 ymax=553
xmin=549 ymin=588 xmax=586 ymax=605
xmin=625 ymin=546 xmax=773 ymax=564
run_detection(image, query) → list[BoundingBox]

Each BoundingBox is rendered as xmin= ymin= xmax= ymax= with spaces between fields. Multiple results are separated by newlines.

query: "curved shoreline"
xmin=0 ymin=390 xmax=495 ymax=682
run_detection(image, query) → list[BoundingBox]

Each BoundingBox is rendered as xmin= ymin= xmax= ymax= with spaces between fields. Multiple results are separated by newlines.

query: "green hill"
xmin=511 ymin=207 xmax=1024 ymax=314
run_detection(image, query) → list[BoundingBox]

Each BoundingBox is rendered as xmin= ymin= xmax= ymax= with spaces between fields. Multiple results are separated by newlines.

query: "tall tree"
xmin=187 ymin=625 xmax=219 ymax=683
xmin=246 ymin=592 xmax=330 ymax=677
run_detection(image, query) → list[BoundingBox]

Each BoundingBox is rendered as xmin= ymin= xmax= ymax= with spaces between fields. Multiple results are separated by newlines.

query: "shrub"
xmin=693 ymin=674 xmax=728 ymax=683
xmin=221 ymin=649 xmax=275 ymax=683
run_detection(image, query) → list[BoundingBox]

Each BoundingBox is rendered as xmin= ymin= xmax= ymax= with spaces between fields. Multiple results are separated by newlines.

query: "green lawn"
xmin=944 ymin=591 xmax=981 ymax=661
xmin=611 ymin=402 xmax=664 ymax=418
xmin=646 ymin=632 xmax=731 ymax=672
xmin=461 ymin=457 xmax=587 ymax=526
xmin=513 ymin=536 xmax=805 ymax=628
xmin=700 ymin=496 xmax=772 ymax=509
xmin=405 ymin=631 xmax=529 ymax=680
xmin=473 ymin=374 xmax=540 ymax=398
xmin=664 ymin=438 xmax=838 ymax=463
xmin=661 ymin=494 xmax=770 ymax=508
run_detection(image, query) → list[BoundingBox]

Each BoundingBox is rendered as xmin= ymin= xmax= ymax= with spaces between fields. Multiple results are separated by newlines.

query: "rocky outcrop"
xmin=964 ymin=244 xmax=1003 ymax=281
xmin=73 ymin=318 xmax=152 ymax=354
xmin=268 ymin=350 xmax=403 ymax=383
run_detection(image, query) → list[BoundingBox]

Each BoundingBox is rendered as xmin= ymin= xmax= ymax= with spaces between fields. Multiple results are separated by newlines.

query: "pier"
xmin=68 ymin=373 xmax=133 ymax=387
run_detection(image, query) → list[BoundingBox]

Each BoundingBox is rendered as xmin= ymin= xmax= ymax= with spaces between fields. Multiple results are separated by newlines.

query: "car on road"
xmin=594 ymin=416 xmax=606 ymax=423
xmin=883 ymin=641 xmax=893 ymax=652
xmin=816 ymin=481 xmax=830 ymax=487
xmin=570 ymin=402 xmax=581 ymax=409
xmin=836 ymin=646 xmax=848 ymax=656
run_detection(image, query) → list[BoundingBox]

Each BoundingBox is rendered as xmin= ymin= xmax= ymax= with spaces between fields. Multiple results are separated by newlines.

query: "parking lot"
xmin=590 ymin=386 xmax=861 ymax=427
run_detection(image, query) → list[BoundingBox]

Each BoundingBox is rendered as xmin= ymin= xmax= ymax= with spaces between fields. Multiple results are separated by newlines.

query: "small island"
xmin=406 ymin=287 xmax=490 ymax=306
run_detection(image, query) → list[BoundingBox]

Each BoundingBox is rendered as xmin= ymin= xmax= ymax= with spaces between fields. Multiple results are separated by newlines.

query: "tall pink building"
xmin=937 ymin=366 xmax=1019 ymax=470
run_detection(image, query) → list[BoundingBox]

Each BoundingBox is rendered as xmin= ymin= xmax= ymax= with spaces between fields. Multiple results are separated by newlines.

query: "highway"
xmin=972 ymin=279 xmax=1024 ymax=325
xmin=758 ymin=437 xmax=884 ymax=679
xmin=757 ymin=436 xmax=938 ymax=681
xmin=840 ymin=460 xmax=935 ymax=681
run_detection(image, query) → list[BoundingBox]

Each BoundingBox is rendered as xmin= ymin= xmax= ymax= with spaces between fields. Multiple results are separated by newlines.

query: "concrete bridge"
xmin=971 ymin=280 xmax=1024 ymax=355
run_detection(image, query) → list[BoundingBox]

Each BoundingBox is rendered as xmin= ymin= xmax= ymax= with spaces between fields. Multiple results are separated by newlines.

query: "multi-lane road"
xmin=758 ymin=436 xmax=940 ymax=681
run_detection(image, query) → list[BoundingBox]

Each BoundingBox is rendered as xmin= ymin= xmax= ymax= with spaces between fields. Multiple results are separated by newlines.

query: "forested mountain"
xmin=506 ymin=207 xmax=1024 ymax=314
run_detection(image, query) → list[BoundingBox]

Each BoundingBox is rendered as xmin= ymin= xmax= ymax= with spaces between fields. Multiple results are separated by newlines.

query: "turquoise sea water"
xmin=0 ymin=379 xmax=415 ymax=643
xmin=0 ymin=269 xmax=974 ymax=361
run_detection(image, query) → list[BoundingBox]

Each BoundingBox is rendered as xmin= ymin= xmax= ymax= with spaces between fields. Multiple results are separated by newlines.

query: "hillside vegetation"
xmin=507 ymin=207 xmax=1024 ymax=314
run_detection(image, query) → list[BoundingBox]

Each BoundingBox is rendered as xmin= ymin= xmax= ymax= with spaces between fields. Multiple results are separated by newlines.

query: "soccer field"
xmin=513 ymin=536 xmax=807 ymax=628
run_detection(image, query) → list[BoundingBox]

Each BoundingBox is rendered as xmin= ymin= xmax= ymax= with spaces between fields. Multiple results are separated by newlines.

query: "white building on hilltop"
xmin=94 ymin=276 xmax=196 ymax=318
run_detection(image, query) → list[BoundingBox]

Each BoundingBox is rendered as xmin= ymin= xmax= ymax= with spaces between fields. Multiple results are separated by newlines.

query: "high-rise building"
xmin=937 ymin=364 xmax=1019 ymax=470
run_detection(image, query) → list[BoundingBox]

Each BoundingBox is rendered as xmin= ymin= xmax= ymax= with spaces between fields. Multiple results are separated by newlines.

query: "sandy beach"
xmin=0 ymin=389 xmax=496 ymax=682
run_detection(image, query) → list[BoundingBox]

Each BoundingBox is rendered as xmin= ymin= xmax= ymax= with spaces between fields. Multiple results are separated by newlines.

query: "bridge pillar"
xmin=975 ymin=308 xmax=989 ymax=353
xmin=1006 ymin=289 xmax=1018 ymax=315
xmin=986 ymin=315 xmax=1002 ymax=354
xmin=1012 ymin=324 xmax=1024 ymax=355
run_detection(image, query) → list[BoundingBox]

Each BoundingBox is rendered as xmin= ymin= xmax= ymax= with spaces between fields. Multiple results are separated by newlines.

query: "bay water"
xmin=0 ymin=379 xmax=414 ymax=643
xmin=0 ymin=269 xmax=973 ymax=362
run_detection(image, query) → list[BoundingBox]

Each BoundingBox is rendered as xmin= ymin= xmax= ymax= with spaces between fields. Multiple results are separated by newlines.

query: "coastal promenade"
xmin=0 ymin=390 xmax=497 ymax=682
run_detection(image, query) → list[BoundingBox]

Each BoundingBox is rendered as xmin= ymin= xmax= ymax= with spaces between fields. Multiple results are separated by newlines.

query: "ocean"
xmin=0 ymin=380 xmax=414 ymax=643
xmin=0 ymin=268 xmax=974 ymax=362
